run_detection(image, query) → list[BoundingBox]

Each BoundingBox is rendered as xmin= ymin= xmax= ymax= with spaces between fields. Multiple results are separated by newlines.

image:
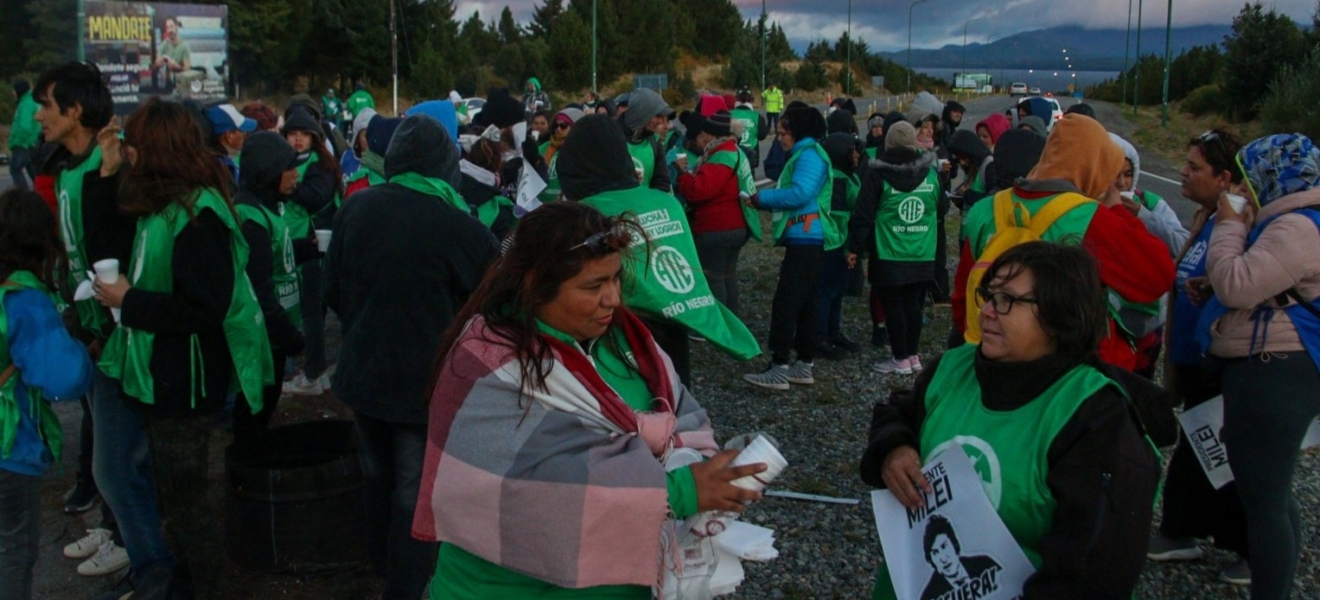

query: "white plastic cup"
xmin=938 ymin=159 xmax=950 ymax=170
xmin=93 ymin=259 xmax=120 ymax=284
xmin=728 ymin=435 xmax=788 ymax=492
xmin=315 ymin=229 xmax=332 ymax=252
xmin=1119 ymin=191 xmax=1136 ymax=201
xmin=1226 ymin=193 xmax=1248 ymax=214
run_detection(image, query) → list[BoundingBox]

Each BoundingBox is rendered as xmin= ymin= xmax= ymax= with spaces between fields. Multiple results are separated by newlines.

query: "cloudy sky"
xmin=454 ymin=0 xmax=1317 ymax=51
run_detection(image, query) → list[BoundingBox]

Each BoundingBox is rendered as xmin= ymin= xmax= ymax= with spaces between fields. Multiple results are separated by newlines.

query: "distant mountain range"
xmin=875 ymin=25 xmax=1232 ymax=71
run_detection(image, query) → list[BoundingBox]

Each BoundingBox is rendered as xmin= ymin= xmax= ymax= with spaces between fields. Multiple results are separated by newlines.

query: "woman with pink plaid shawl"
xmin=413 ymin=202 xmax=767 ymax=598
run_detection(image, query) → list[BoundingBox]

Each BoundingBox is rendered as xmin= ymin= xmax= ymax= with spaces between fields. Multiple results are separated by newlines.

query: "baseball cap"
xmin=206 ymin=104 xmax=257 ymax=135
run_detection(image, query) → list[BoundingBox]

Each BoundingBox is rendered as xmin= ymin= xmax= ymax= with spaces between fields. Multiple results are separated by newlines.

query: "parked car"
xmin=1017 ymin=96 xmax=1064 ymax=131
xmin=462 ymin=97 xmax=485 ymax=123
xmin=1029 ymin=87 xmax=1042 ymax=96
xmin=1009 ymin=82 xmax=1028 ymax=97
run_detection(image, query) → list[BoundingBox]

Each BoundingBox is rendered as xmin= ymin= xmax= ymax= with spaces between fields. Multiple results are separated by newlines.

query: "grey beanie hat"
xmin=622 ymin=88 xmax=673 ymax=133
xmin=885 ymin=121 xmax=919 ymax=151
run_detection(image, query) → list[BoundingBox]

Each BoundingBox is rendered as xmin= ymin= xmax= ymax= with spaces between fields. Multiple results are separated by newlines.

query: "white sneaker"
xmin=77 ymin=540 xmax=129 ymax=576
xmin=64 ymin=528 xmax=113 ymax=559
xmin=282 ymin=372 xmax=324 ymax=396
xmin=873 ymin=357 xmax=914 ymax=375
xmin=910 ymin=355 xmax=923 ymax=372
xmin=786 ymin=360 xmax=815 ymax=385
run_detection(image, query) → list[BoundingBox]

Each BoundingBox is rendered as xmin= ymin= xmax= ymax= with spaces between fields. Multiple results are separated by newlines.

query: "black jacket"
xmin=289 ymin=154 xmax=337 ymax=232
xmin=860 ymin=350 xmax=1160 ymax=600
xmin=326 ymin=114 xmax=499 ymax=424
xmin=234 ymin=132 xmax=305 ymax=358
xmin=120 ymin=209 xmax=235 ymax=417
xmin=44 ymin=143 xmax=136 ymax=341
xmin=850 ymin=148 xmax=937 ymax=286
xmin=946 ymin=130 xmax=993 ymax=210
xmin=458 ymin=166 xmax=517 ymax=241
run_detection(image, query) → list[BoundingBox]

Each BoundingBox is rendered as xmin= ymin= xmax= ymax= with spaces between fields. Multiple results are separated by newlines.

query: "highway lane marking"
xmin=1141 ymin=170 xmax=1181 ymax=186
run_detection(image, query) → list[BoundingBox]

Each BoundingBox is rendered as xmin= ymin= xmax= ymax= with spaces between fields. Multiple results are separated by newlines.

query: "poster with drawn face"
xmin=1178 ymin=395 xmax=1320 ymax=489
xmin=871 ymin=445 xmax=1035 ymax=600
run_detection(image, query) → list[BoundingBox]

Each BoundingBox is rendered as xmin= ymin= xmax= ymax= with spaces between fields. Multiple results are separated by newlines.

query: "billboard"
xmin=84 ymin=1 xmax=229 ymax=114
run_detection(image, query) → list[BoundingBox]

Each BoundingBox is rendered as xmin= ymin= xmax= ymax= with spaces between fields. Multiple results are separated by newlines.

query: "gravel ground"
xmin=36 ymin=210 xmax=1320 ymax=599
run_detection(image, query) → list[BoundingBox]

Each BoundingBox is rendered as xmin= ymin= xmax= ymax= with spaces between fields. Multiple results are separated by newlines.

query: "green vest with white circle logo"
xmin=626 ymin=137 xmax=656 ymax=188
xmin=235 ymin=202 xmax=302 ymax=329
xmin=730 ymin=107 xmax=759 ymax=149
xmin=873 ymin=167 xmax=940 ymax=262
xmin=56 ymin=145 xmax=114 ymax=338
xmin=919 ymin=344 xmax=1115 ymax=568
xmin=579 ymin=186 xmax=760 ymax=360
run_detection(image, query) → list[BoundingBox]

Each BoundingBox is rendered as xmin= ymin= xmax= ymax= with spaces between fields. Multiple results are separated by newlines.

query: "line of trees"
xmin=1085 ymin=1 xmax=1320 ymax=138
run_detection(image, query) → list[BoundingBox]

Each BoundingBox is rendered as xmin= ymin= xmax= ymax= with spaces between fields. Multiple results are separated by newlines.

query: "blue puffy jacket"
xmin=757 ymin=137 xmax=828 ymax=245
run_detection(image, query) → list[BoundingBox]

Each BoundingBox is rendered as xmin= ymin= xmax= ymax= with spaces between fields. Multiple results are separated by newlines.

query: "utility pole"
xmin=1122 ymin=0 xmax=1133 ymax=105
xmin=1133 ymin=0 xmax=1143 ymax=116
xmin=846 ymin=0 xmax=852 ymax=95
xmin=907 ymin=0 xmax=932 ymax=94
xmin=76 ymin=0 xmax=85 ymax=61
xmin=1161 ymin=0 xmax=1173 ymax=126
xmin=760 ymin=0 xmax=766 ymax=92
xmin=592 ymin=0 xmax=597 ymax=94
xmin=390 ymin=0 xmax=397 ymax=115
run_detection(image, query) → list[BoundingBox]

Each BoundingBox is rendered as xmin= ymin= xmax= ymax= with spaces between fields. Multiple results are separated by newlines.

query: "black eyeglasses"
xmin=569 ymin=223 xmax=632 ymax=253
xmin=554 ymin=122 xmax=572 ymax=130
xmin=974 ymin=286 xmax=1037 ymax=315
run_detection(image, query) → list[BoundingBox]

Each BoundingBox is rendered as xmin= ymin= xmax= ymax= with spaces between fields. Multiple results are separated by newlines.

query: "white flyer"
xmin=871 ymin=445 xmax=1035 ymax=600
xmin=515 ymin=165 xmax=546 ymax=214
xmin=1178 ymin=395 xmax=1320 ymax=489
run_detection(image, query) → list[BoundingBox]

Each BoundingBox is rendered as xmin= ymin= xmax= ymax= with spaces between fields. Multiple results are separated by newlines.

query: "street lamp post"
xmin=907 ymin=0 xmax=932 ymax=94
xmin=962 ymin=17 xmax=982 ymax=91
xmin=1161 ymin=0 xmax=1173 ymax=126
xmin=591 ymin=0 xmax=597 ymax=94
xmin=1122 ymin=0 xmax=1133 ymax=105
xmin=846 ymin=0 xmax=852 ymax=94
xmin=1133 ymin=0 xmax=1144 ymax=115
xmin=760 ymin=0 xmax=766 ymax=92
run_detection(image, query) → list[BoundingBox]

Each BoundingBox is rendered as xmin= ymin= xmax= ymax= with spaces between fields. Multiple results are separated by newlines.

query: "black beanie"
xmin=13 ymin=79 xmax=30 ymax=96
xmin=702 ymin=111 xmax=732 ymax=137
xmin=281 ymin=106 xmax=322 ymax=138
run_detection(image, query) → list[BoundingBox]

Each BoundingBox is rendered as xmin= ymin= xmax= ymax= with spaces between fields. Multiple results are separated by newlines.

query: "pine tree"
xmin=498 ymin=7 xmax=521 ymax=45
xmin=1221 ymin=2 xmax=1307 ymax=121
xmin=529 ymin=0 xmax=564 ymax=39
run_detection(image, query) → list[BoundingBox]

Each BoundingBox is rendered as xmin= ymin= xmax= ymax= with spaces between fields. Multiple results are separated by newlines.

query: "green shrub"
xmin=1180 ymin=84 xmax=1224 ymax=117
xmin=1260 ymin=47 xmax=1320 ymax=141
xmin=794 ymin=60 xmax=827 ymax=92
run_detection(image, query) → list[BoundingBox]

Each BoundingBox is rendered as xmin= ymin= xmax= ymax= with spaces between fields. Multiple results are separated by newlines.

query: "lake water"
xmin=913 ymin=68 xmax=1120 ymax=93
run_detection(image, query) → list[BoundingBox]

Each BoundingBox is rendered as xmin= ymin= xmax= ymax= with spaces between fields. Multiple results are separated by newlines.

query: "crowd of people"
xmin=3 ymin=60 xmax=1320 ymax=600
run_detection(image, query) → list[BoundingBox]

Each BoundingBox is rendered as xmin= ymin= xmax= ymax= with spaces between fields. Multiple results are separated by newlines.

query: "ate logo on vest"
xmin=652 ymin=245 xmax=696 ymax=294
xmin=898 ymin=196 xmax=927 ymax=225
xmin=929 ymin=436 xmax=1003 ymax=509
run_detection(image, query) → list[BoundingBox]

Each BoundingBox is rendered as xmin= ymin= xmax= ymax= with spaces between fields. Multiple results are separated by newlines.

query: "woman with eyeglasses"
xmin=860 ymin=241 xmax=1160 ymax=600
xmin=92 ymin=97 xmax=272 ymax=596
xmin=1197 ymin=133 xmax=1320 ymax=600
xmin=413 ymin=201 xmax=765 ymax=599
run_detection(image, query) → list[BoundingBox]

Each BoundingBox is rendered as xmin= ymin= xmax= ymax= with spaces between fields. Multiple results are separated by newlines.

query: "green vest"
xmin=473 ymin=194 xmax=515 ymax=231
xmin=865 ymin=147 xmax=879 ymax=161
xmin=968 ymin=168 xmax=986 ymax=194
xmin=825 ymin=168 xmax=860 ymax=252
xmin=626 ymin=138 xmax=656 ymax=189
xmin=57 ymin=145 xmax=113 ymax=338
xmin=964 ymin=190 xmax=1099 ymax=259
xmin=98 ymin=189 xmax=273 ymax=411
xmin=703 ymin=146 xmax=762 ymax=242
xmin=285 ymin=158 xmax=342 ymax=239
xmin=772 ymin=142 xmax=836 ymax=244
xmin=730 ymin=107 xmax=759 ymax=149
xmin=873 ymin=167 xmax=940 ymax=261
xmin=235 ymin=202 xmax=302 ymax=329
xmin=345 ymin=167 xmax=385 ymax=189
xmin=579 ymin=187 xmax=761 ymax=361
xmin=539 ymin=142 xmax=562 ymax=203
xmin=921 ymin=344 xmax=1115 ymax=567
xmin=0 ymin=272 xmax=63 ymax=463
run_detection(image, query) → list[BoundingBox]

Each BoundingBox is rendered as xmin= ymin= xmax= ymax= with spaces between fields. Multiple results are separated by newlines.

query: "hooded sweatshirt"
xmin=988 ymin=129 xmax=1046 ymax=193
xmin=953 ymin=114 xmax=1175 ymax=370
xmin=849 ymin=144 xmax=938 ymax=285
xmin=975 ymin=113 xmax=1011 ymax=149
xmin=946 ymin=130 xmax=992 ymax=192
xmin=557 ymin=115 xmax=646 ymax=202
xmin=1108 ymin=133 xmax=1189 ymax=254
xmin=281 ymin=107 xmax=337 ymax=236
xmin=522 ymin=77 xmax=550 ymax=116
xmin=234 ymin=131 xmax=306 ymax=357
xmin=619 ymin=88 xmax=673 ymax=193
xmin=1019 ymin=115 xmax=1048 ymax=138
xmin=326 ymin=114 xmax=499 ymax=423
xmin=1204 ymin=134 xmax=1320 ymax=359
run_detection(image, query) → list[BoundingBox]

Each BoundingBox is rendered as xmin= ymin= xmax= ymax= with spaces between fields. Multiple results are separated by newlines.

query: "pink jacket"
xmin=1206 ymin=187 xmax=1320 ymax=358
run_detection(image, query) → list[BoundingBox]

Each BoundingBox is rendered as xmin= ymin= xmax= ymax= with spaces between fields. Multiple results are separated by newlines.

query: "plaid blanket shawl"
xmin=412 ymin=309 xmax=719 ymax=589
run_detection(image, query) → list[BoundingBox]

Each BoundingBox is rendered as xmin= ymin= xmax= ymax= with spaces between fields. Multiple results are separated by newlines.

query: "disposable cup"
xmin=93 ymin=259 xmax=120 ymax=284
xmin=1119 ymin=191 xmax=1136 ymax=201
xmin=634 ymin=168 xmax=645 ymax=183
xmin=728 ymin=435 xmax=787 ymax=492
xmin=315 ymin=229 xmax=332 ymax=252
xmin=1226 ymin=193 xmax=1248 ymax=214
xmin=938 ymin=159 xmax=950 ymax=169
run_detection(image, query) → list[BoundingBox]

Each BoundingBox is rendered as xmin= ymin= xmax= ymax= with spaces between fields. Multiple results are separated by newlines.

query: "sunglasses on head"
xmin=569 ymin=223 xmax=632 ymax=253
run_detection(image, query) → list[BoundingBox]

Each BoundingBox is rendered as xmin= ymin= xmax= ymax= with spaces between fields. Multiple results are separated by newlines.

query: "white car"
xmin=1029 ymin=87 xmax=1042 ymax=96
xmin=461 ymin=97 xmax=485 ymax=123
xmin=1017 ymin=96 xmax=1064 ymax=131
xmin=1009 ymin=82 xmax=1028 ymax=97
